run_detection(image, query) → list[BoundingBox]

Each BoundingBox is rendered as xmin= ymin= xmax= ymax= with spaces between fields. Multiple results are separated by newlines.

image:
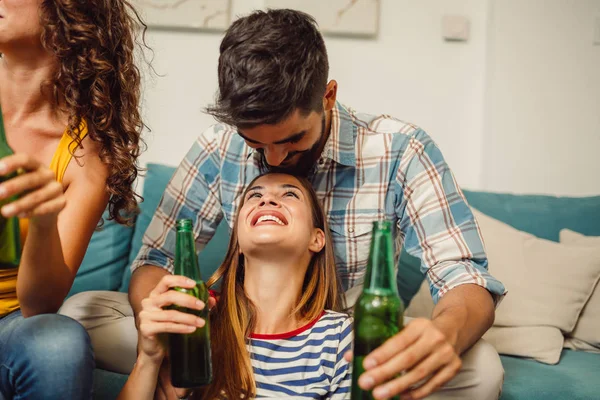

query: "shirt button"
xmin=348 ymin=227 xmax=354 ymax=233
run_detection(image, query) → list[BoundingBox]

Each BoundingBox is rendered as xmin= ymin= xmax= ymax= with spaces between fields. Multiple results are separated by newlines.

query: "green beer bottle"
xmin=168 ymin=219 xmax=213 ymax=388
xmin=351 ymin=220 xmax=404 ymax=399
xmin=0 ymin=105 xmax=21 ymax=270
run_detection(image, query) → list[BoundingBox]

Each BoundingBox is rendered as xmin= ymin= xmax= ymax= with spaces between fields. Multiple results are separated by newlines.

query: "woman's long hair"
xmin=198 ymin=173 xmax=343 ymax=399
xmin=39 ymin=0 xmax=147 ymax=224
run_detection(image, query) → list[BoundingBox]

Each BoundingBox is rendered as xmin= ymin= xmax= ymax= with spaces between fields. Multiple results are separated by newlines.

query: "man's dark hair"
xmin=206 ymin=9 xmax=329 ymax=129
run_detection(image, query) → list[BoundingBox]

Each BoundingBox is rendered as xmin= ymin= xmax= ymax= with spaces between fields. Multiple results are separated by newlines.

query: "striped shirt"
xmin=248 ymin=311 xmax=352 ymax=398
xmin=132 ymin=102 xmax=506 ymax=304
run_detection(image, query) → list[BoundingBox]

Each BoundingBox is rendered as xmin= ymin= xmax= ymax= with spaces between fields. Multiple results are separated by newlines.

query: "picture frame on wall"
xmin=264 ymin=0 xmax=380 ymax=37
xmin=132 ymin=0 xmax=232 ymax=31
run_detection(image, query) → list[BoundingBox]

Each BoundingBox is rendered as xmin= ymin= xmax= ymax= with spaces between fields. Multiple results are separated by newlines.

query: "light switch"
xmin=594 ymin=16 xmax=600 ymax=45
xmin=442 ymin=15 xmax=470 ymax=42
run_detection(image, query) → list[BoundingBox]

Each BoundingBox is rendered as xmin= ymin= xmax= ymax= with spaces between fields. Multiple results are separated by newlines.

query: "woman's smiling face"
xmin=237 ymin=173 xmax=324 ymax=256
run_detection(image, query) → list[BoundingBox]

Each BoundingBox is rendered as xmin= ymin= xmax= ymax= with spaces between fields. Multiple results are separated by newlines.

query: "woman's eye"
xmin=284 ymin=191 xmax=300 ymax=198
xmin=247 ymin=192 xmax=262 ymax=200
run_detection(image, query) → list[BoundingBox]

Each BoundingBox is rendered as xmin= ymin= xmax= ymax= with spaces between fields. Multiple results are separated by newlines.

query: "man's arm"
xmin=129 ymin=265 xmax=170 ymax=323
xmin=431 ymin=284 xmax=495 ymax=356
xmin=128 ymin=129 xmax=225 ymax=321
xmin=346 ymin=128 xmax=505 ymax=400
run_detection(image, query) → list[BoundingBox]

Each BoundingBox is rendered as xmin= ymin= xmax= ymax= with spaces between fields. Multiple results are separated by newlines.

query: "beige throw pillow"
xmin=473 ymin=210 xmax=600 ymax=364
xmin=559 ymin=229 xmax=600 ymax=353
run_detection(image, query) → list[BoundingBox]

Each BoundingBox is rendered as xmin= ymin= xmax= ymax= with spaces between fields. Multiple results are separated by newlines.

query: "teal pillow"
xmin=120 ymin=163 xmax=230 ymax=291
xmin=68 ymin=209 xmax=134 ymax=297
xmin=397 ymin=191 xmax=600 ymax=306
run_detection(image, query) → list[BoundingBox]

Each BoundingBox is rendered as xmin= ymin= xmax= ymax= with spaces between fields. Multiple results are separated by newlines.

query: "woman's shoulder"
xmin=312 ymin=310 xmax=353 ymax=336
xmin=312 ymin=311 xmax=353 ymax=355
xmin=321 ymin=310 xmax=353 ymax=323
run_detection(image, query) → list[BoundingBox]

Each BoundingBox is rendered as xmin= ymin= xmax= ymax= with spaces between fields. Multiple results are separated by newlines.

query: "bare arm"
xmin=431 ymin=284 xmax=495 ymax=355
xmin=123 ymin=274 xmax=206 ymax=400
xmin=2 ymin=139 xmax=109 ymax=316
xmin=129 ymin=265 xmax=170 ymax=323
xmin=117 ymin=354 xmax=161 ymax=400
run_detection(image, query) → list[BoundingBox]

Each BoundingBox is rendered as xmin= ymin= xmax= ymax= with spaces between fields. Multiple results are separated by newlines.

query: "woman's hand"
xmin=0 ymin=154 xmax=66 ymax=220
xmin=138 ymin=275 xmax=210 ymax=365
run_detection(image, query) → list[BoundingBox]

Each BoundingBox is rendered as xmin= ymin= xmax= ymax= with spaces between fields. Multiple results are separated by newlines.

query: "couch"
xmin=68 ymin=163 xmax=600 ymax=399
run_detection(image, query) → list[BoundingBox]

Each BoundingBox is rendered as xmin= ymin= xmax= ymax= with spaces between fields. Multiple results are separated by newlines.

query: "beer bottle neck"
xmin=363 ymin=224 xmax=398 ymax=296
xmin=175 ymin=229 xmax=202 ymax=282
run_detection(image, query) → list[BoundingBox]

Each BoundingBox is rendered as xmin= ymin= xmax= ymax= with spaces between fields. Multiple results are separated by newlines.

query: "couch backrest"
xmin=72 ymin=164 xmax=600 ymax=306
xmin=397 ymin=190 xmax=600 ymax=305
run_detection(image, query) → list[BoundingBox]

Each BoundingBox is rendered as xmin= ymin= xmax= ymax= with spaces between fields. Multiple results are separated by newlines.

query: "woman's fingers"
xmin=0 ymin=167 xmax=54 ymax=199
xmin=139 ymin=308 xmax=206 ymax=339
xmin=149 ymin=275 xmax=197 ymax=298
xmin=207 ymin=296 xmax=217 ymax=310
xmin=151 ymin=290 xmax=206 ymax=312
xmin=24 ymin=196 xmax=67 ymax=218
xmin=0 ymin=153 xmax=41 ymax=175
xmin=2 ymin=181 xmax=65 ymax=218
xmin=141 ymin=309 xmax=205 ymax=328
xmin=140 ymin=321 xmax=197 ymax=337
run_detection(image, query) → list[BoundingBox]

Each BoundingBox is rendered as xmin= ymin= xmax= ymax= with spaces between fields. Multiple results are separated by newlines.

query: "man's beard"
xmin=259 ymin=114 xmax=326 ymax=178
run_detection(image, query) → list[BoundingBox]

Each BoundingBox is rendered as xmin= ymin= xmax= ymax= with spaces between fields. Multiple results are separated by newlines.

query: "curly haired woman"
xmin=0 ymin=1 xmax=145 ymax=398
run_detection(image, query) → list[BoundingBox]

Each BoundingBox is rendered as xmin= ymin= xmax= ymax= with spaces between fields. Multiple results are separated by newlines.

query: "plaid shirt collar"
xmin=246 ymin=101 xmax=357 ymax=168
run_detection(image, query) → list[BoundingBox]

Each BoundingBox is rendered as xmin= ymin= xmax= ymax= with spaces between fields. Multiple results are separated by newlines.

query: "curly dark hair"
xmin=206 ymin=9 xmax=329 ymax=129
xmin=39 ymin=0 xmax=147 ymax=225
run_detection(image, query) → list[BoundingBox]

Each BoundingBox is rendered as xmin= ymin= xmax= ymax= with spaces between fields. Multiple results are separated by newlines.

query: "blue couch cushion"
xmin=68 ymin=209 xmax=134 ymax=297
xmin=398 ymin=191 xmax=600 ymax=306
xmin=120 ymin=163 xmax=230 ymax=291
xmin=463 ymin=191 xmax=600 ymax=241
xmin=499 ymin=350 xmax=600 ymax=400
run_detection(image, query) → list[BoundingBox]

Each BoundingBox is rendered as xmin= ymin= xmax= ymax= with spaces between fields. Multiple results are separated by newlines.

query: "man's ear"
xmin=309 ymin=228 xmax=326 ymax=253
xmin=323 ymin=80 xmax=338 ymax=112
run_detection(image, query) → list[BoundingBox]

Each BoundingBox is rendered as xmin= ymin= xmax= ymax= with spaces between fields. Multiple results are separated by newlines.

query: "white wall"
xmin=138 ymin=0 xmax=490 ymax=190
xmin=138 ymin=0 xmax=261 ymax=173
xmin=137 ymin=0 xmax=600 ymax=196
xmin=483 ymin=0 xmax=600 ymax=196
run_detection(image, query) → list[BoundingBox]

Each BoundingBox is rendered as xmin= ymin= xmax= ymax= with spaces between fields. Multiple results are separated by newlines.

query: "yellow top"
xmin=0 ymin=121 xmax=88 ymax=317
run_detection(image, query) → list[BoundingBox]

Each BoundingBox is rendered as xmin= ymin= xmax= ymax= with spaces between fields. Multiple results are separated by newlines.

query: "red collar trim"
xmin=249 ymin=311 xmax=326 ymax=340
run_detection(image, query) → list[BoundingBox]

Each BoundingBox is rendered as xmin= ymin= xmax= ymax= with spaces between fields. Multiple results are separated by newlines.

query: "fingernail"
xmin=0 ymin=186 xmax=5 ymax=197
xmin=187 ymin=279 xmax=196 ymax=285
xmin=364 ymin=358 xmax=377 ymax=369
xmin=2 ymin=204 xmax=15 ymax=217
xmin=196 ymin=318 xmax=204 ymax=327
xmin=187 ymin=325 xmax=196 ymax=332
xmin=0 ymin=163 xmax=6 ymax=174
xmin=373 ymin=387 xmax=390 ymax=399
xmin=359 ymin=375 xmax=375 ymax=390
xmin=196 ymin=300 xmax=204 ymax=308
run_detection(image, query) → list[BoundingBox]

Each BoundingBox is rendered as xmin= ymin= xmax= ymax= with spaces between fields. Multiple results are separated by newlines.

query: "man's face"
xmin=237 ymin=109 xmax=327 ymax=177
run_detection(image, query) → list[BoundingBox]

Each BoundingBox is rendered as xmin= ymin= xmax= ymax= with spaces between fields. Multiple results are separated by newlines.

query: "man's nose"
xmin=263 ymin=145 xmax=287 ymax=166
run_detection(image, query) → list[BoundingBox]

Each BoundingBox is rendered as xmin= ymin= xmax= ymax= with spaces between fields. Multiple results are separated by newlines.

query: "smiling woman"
xmin=118 ymin=173 xmax=354 ymax=400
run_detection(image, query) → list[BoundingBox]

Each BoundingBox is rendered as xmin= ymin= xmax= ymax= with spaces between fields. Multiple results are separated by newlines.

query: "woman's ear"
xmin=308 ymin=228 xmax=326 ymax=253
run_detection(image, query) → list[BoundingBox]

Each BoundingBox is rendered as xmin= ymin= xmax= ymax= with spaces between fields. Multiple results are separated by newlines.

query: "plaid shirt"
xmin=133 ymin=102 xmax=506 ymax=304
